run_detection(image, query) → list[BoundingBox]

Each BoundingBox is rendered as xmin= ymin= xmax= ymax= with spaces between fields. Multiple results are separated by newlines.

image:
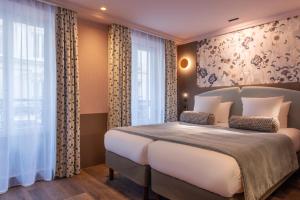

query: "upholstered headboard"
xmin=197 ymin=86 xmax=300 ymax=130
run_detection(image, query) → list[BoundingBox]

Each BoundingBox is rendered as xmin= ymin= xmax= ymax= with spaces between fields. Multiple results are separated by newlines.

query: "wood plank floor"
xmin=0 ymin=164 xmax=300 ymax=200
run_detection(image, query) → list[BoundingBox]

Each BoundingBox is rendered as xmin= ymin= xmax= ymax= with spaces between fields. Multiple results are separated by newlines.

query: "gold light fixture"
xmin=179 ymin=57 xmax=191 ymax=70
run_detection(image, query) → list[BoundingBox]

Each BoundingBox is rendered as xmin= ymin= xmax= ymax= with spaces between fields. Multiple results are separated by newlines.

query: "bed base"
xmin=105 ymin=151 xmax=150 ymax=200
xmin=106 ymin=151 xmax=300 ymax=200
xmin=151 ymin=168 xmax=296 ymax=200
xmin=151 ymin=169 xmax=243 ymax=200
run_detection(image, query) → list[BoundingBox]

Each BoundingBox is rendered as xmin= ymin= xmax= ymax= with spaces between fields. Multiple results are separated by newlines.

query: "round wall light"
xmin=179 ymin=58 xmax=190 ymax=69
xmin=100 ymin=6 xmax=107 ymax=11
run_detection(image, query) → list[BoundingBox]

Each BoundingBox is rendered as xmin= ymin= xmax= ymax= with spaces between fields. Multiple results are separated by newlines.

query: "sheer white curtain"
xmin=131 ymin=30 xmax=165 ymax=126
xmin=0 ymin=0 xmax=56 ymax=193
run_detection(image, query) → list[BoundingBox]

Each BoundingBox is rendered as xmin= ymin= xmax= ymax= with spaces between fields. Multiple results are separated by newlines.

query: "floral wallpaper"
xmin=197 ymin=16 xmax=300 ymax=87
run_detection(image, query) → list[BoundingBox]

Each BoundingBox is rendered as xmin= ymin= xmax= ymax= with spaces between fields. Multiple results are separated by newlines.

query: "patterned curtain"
xmin=55 ymin=7 xmax=80 ymax=178
xmin=108 ymin=24 xmax=132 ymax=129
xmin=165 ymin=40 xmax=178 ymax=122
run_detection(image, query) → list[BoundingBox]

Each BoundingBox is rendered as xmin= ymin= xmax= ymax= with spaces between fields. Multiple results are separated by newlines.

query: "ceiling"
xmin=45 ymin=0 xmax=300 ymax=44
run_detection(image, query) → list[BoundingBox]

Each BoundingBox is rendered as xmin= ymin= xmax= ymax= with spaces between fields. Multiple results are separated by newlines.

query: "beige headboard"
xmin=197 ymin=86 xmax=300 ymax=129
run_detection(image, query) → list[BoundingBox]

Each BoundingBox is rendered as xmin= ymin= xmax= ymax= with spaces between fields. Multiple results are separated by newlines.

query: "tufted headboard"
xmin=196 ymin=86 xmax=300 ymax=130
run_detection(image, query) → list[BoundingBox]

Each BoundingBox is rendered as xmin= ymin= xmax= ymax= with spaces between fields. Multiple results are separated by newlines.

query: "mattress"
xmin=148 ymin=128 xmax=300 ymax=198
xmin=104 ymin=124 xmax=224 ymax=165
xmin=104 ymin=129 xmax=153 ymax=165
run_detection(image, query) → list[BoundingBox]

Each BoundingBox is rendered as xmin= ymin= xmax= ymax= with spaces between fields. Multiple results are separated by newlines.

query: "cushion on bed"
xmin=180 ymin=111 xmax=215 ymax=125
xmin=215 ymin=101 xmax=233 ymax=123
xmin=194 ymin=96 xmax=221 ymax=115
xmin=229 ymin=116 xmax=280 ymax=132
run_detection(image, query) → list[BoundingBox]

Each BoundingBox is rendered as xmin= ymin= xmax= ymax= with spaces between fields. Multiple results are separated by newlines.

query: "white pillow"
xmin=215 ymin=102 xmax=233 ymax=123
xmin=194 ymin=96 xmax=222 ymax=115
xmin=278 ymin=101 xmax=291 ymax=128
xmin=242 ymin=96 xmax=283 ymax=119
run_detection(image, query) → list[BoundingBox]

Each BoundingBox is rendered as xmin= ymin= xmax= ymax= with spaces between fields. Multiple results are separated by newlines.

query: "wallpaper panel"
xmin=197 ymin=16 xmax=300 ymax=87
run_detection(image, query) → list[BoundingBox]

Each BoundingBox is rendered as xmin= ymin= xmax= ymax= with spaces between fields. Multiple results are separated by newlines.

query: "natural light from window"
xmin=131 ymin=30 xmax=165 ymax=126
xmin=12 ymin=23 xmax=45 ymax=126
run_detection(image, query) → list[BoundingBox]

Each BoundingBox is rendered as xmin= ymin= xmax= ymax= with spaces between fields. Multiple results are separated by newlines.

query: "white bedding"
xmin=104 ymin=130 xmax=153 ymax=165
xmin=104 ymin=123 xmax=228 ymax=165
xmin=148 ymin=128 xmax=300 ymax=197
xmin=105 ymin=125 xmax=300 ymax=197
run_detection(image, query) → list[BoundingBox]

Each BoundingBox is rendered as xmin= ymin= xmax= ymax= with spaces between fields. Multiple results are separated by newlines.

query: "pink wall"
xmin=78 ymin=18 xmax=108 ymax=114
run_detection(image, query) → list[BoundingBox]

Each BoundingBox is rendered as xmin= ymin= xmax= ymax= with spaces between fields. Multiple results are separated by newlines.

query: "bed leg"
xmin=143 ymin=186 xmax=149 ymax=200
xmin=109 ymin=168 xmax=114 ymax=180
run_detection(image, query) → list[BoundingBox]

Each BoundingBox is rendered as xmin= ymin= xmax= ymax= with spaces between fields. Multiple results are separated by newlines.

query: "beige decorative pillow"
xmin=229 ymin=116 xmax=280 ymax=133
xmin=180 ymin=111 xmax=215 ymax=125
xmin=215 ymin=102 xmax=233 ymax=123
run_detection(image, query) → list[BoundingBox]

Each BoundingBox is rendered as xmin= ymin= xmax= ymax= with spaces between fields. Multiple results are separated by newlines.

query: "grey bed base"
xmin=151 ymin=169 xmax=293 ymax=200
xmin=105 ymin=151 xmax=150 ymax=200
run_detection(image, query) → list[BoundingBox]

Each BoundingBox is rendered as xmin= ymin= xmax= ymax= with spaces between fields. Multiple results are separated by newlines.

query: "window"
xmin=0 ymin=0 xmax=56 ymax=193
xmin=131 ymin=30 xmax=165 ymax=125
xmin=12 ymin=23 xmax=45 ymax=127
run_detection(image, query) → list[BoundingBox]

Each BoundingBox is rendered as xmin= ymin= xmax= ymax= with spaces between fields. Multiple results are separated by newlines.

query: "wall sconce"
xmin=179 ymin=58 xmax=190 ymax=69
xmin=183 ymin=92 xmax=188 ymax=110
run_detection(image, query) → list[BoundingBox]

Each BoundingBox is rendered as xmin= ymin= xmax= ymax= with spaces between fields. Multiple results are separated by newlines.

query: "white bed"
xmin=104 ymin=123 xmax=236 ymax=166
xmin=105 ymin=86 xmax=300 ymax=200
xmin=148 ymin=127 xmax=300 ymax=197
xmin=104 ymin=129 xmax=153 ymax=165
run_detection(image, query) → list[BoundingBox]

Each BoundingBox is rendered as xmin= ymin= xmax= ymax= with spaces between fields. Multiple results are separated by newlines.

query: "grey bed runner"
xmin=113 ymin=122 xmax=299 ymax=200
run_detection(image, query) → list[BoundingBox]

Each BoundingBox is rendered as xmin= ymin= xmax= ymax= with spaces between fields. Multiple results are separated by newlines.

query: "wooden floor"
xmin=0 ymin=164 xmax=300 ymax=200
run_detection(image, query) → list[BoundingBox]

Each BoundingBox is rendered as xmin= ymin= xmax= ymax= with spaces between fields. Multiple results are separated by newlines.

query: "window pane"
xmin=131 ymin=30 xmax=165 ymax=126
xmin=12 ymin=22 xmax=45 ymax=128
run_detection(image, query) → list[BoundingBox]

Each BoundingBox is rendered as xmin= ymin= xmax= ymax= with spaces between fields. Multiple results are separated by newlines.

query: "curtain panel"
xmin=108 ymin=24 xmax=132 ymax=129
xmin=164 ymin=40 xmax=178 ymax=122
xmin=0 ymin=0 xmax=56 ymax=193
xmin=55 ymin=7 xmax=80 ymax=178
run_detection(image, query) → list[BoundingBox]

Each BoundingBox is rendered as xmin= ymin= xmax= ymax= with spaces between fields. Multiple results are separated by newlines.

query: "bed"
xmin=105 ymin=86 xmax=300 ymax=200
xmin=148 ymin=126 xmax=300 ymax=200
xmin=104 ymin=130 xmax=153 ymax=199
xmin=149 ymin=86 xmax=300 ymax=200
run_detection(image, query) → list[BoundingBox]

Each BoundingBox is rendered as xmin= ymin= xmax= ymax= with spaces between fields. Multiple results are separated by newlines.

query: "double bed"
xmin=104 ymin=86 xmax=300 ymax=200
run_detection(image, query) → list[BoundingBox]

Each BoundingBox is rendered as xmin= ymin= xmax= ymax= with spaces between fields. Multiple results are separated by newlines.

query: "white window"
xmin=131 ymin=30 xmax=165 ymax=125
xmin=0 ymin=0 xmax=56 ymax=193
xmin=12 ymin=23 xmax=45 ymax=125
